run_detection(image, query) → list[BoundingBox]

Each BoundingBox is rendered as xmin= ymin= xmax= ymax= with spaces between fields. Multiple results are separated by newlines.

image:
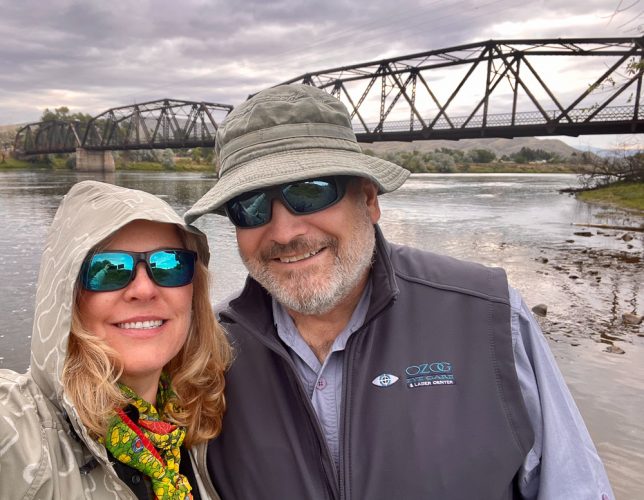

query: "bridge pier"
xmin=75 ymin=148 xmax=115 ymax=172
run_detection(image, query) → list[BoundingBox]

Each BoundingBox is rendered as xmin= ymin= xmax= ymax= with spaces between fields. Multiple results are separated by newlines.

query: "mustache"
xmin=260 ymin=237 xmax=338 ymax=261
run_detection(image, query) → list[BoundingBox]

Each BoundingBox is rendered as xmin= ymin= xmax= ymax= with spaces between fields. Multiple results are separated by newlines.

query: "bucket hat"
xmin=184 ymin=84 xmax=409 ymax=224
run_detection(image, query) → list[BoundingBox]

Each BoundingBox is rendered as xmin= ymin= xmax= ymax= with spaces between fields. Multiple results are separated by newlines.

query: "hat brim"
xmin=184 ymin=148 xmax=409 ymax=224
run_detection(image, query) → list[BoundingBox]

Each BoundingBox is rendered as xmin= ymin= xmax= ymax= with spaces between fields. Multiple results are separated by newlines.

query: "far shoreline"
xmin=1 ymin=159 xmax=642 ymax=212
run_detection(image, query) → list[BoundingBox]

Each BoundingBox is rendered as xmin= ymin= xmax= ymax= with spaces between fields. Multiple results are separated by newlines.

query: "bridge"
xmin=13 ymin=37 xmax=644 ymax=169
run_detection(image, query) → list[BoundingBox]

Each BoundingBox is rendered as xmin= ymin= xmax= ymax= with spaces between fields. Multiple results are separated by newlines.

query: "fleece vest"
xmin=207 ymin=229 xmax=534 ymax=500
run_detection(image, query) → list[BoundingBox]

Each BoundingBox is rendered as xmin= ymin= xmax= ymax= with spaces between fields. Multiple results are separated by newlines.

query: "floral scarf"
xmin=104 ymin=375 xmax=193 ymax=499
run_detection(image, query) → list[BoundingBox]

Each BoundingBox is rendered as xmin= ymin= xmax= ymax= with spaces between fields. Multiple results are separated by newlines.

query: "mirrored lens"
xmin=226 ymin=178 xmax=342 ymax=228
xmin=227 ymin=192 xmax=271 ymax=227
xmin=283 ymin=179 xmax=338 ymax=212
xmin=84 ymin=252 xmax=135 ymax=291
xmin=148 ymin=250 xmax=195 ymax=287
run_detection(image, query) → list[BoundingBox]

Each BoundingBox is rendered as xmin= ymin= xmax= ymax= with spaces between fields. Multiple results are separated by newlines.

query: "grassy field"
xmin=0 ymin=157 xmax=52 ymax=169
xmin=0 ymin=157 xmax=214 ymax=172
xmin=577 ymin=181 xmax=644 ymax=212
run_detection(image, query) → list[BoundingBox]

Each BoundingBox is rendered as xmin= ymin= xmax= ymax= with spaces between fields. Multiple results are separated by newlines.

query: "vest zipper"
xmin=231 ymin=319 xmax=341 ymax=499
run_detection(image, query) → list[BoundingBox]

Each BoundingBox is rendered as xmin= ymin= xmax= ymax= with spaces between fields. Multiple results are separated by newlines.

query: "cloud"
xmin=0 ymin=0 xmax=638 ymax=150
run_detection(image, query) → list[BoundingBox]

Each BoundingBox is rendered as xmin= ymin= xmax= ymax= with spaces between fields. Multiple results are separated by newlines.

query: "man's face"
xmin=235 ymin=177 xmax=381 ymax=315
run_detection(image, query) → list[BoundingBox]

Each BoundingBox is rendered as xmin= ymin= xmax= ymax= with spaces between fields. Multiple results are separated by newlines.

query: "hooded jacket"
xmin=0 ymin=180 xmax=220 ymax=499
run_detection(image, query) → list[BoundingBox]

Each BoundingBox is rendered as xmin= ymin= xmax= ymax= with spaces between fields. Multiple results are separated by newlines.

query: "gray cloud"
xmin=0 ymin=0 xmax=637 ymax=131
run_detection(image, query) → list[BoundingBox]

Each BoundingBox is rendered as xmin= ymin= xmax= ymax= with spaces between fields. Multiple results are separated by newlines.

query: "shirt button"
xmin=316 ymin=377 xmax=327 ymax=390
xmin=131 ymin=474 xmax=141 ymax=485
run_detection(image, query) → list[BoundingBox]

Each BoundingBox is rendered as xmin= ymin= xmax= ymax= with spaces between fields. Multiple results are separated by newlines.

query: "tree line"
xmin=362 ymin=146 xmax=575 ymax=173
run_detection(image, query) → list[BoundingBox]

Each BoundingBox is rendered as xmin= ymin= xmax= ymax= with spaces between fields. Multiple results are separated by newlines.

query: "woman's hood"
xmin=29 ymin=180 xmax=209 ymax=406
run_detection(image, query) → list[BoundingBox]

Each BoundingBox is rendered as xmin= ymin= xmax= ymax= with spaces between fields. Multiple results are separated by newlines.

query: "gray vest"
xmin=209 ymin=229 xmax=534 ymax=500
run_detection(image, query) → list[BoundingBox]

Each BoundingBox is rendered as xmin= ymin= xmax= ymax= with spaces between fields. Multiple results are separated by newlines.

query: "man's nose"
xmin=265 ymin=199 xmax=308 ymax=244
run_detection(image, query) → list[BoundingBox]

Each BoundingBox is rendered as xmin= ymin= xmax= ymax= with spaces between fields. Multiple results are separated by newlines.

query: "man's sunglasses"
xmin=225 ymin=176 xmax=348 ymax=228
xmin=80 ymin=249 xmax=197 ymax=292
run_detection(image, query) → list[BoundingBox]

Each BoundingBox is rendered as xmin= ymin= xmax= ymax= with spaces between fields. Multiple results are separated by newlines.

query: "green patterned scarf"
xmin=104 ymin=374 xmax=193 ymax=499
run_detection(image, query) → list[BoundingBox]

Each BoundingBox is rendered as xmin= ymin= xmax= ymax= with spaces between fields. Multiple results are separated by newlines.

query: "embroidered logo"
xmin=372 ymin=374 xmax=399 ymax=387
xmin=405 ymin=361 xmax=455 ymax=388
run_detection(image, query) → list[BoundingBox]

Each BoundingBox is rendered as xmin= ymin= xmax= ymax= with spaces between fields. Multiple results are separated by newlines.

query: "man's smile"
xmin=277 ymin=247 xmax=323 ymax=263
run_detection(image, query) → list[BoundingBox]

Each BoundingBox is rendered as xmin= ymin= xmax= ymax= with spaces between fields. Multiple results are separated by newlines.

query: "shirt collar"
xmin=273 ymin=278 xmax=373 ymax=360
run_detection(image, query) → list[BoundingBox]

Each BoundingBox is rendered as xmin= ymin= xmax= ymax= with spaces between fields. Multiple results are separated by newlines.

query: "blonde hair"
xmin=62 ymin=226 xmax=232 ymax=448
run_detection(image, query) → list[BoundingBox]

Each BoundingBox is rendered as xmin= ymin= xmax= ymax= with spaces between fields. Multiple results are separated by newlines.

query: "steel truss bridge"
xmin=14 ymin=37 xmax=644 ymax=155
xmin=15 ymin=99 xmax=233 ymax=155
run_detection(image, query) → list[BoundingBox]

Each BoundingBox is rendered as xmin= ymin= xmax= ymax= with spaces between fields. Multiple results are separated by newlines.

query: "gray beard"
xmin=241 ymin=209 xmax=375 ymax=315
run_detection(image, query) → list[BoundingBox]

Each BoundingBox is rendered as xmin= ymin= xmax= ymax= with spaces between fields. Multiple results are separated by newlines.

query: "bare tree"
xmin=578 ymin=143 xmax=643 ymax=189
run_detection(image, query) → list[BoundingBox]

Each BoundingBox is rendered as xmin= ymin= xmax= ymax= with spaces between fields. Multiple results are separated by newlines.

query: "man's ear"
xmin=359 ymin=178 xmax=381 ymax=224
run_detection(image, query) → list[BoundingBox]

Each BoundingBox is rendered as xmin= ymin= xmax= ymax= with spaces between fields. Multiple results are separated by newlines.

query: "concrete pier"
xmin=75 ymin=148 xmax=115 ymax=172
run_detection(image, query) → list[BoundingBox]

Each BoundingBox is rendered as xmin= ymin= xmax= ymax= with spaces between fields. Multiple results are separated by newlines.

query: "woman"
xmin=0 ymin=180 xmax=231 ymax=499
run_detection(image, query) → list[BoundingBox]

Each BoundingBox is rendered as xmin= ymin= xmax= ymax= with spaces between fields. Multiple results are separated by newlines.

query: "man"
xmin=185 ymin=84 xmax=613 ymax=499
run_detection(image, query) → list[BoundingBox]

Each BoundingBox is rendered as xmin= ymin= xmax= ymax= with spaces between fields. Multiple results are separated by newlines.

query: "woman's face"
xmin=77 ymin=220 xmax=193 ymax=391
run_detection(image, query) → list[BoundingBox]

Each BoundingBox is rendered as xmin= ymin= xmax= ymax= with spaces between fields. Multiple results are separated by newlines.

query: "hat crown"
xmin=215 ymin=85 xmax=353 ymax=158
xmin=183 ymin=84 xmax=409 ymax=225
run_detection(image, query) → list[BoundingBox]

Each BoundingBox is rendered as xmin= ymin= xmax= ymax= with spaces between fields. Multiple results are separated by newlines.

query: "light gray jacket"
xmin=0 ymin=181 xmax=219 ymax=499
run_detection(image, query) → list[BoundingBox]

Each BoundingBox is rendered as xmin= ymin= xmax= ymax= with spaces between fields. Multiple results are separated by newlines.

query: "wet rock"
xmin=537 ymin=257 xmax=549 ymax=264
xmin=621 ymin=233 xmax=634 ymax=241
xmin=569 ymin=275 xmax=579 ymax=280
xmin=623 ymin=313 xmax=643 ymax=325
xmin=604 ymin=345 xmax=625 ymax=355
xmin=532 ymin=304 xmax=548 ymax=317
xmin=574 ymin=231 xmax=593 ymax=237
xmin=565 ymin=239 xmax=575 ymax=243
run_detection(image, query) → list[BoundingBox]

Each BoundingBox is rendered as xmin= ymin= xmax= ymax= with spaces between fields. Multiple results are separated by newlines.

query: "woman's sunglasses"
xmin=80 ymin=249 xmax=197 ymax=292
xmin=225 ymin=176 xmax=348 ymax=228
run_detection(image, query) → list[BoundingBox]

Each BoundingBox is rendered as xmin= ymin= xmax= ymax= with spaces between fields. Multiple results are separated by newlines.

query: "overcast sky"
xmin=1 ymin=0 xmax=641 ymax=149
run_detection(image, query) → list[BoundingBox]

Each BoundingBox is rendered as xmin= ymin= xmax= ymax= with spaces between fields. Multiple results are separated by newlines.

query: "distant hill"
xmin=359 ymin=137 xmax=580 ymax=158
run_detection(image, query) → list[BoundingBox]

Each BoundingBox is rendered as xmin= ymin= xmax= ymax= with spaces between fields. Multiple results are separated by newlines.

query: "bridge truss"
xmin=14 ymin=37 xmax=644 ymax=154
xmin=282 ymin=37 xmax=644 ymax=142
xmin=15 ymin=99 xmax=233 ymax=155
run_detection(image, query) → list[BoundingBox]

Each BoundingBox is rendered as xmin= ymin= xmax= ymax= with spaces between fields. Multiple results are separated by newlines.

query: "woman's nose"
xmin=123 ymin=262 xmax=158 ymax=300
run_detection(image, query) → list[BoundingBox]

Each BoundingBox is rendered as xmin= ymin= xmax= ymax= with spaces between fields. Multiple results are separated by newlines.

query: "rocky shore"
xmin=530 ymin=220 xmax=643 ymax=355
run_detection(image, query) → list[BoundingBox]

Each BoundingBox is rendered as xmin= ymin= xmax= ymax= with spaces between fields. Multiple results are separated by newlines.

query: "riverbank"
xmin=0 ymin=157 xmax=579 ymax=174
xmin=0 ymin=157 xmax=214 ymax=172
xmin=576 ymin=181 xmax=644 ymax=212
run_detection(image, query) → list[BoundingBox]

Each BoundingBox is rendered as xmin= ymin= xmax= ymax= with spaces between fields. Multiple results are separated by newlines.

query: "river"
xmin=0 ymin=170 xmax=642 ymax=498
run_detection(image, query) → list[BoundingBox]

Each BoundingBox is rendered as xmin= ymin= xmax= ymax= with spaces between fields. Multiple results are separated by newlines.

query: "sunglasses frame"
xmin=80 ymin=248 xmax=197 ymax=292
xmin=225 ymin=176 xmax=349 ymax=229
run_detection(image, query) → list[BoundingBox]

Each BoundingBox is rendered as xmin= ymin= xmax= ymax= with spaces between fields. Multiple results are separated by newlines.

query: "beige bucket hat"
xmin=184 ymin=84 xmax=409 ymax=224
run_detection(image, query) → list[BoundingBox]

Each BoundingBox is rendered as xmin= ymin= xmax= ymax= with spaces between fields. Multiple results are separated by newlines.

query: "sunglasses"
xmin=225 ymin=176 xmax=348 ymax=228
xmin=80 ymin=248 xmax=197 ymax=292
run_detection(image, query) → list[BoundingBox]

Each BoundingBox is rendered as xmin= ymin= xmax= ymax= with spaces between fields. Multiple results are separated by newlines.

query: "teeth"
xmin=279 ymin=249 xmax=321 ymax=263
xmin=117 ymin=320 xmax=163 ymax=330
